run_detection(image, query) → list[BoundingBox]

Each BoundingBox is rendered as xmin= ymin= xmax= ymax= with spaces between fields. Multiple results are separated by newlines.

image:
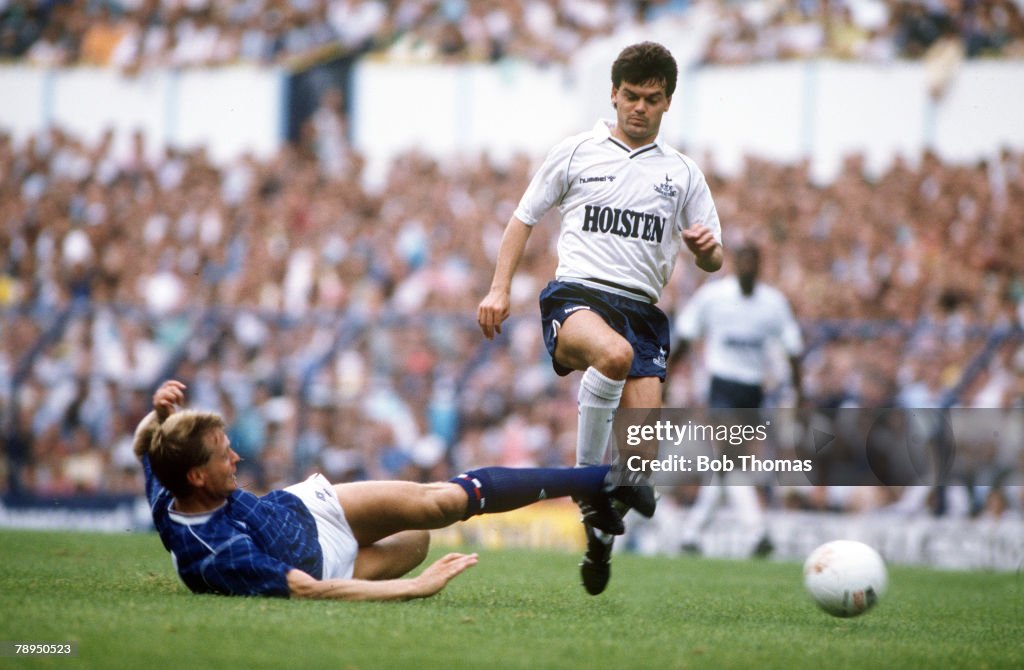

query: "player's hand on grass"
xmin=478 ymin=289 xmax=511 ymax=340
xmin=412 ymin=552 xmax=479 ymax=597
xmin=153 ymin=380 xmax=187 ymax=422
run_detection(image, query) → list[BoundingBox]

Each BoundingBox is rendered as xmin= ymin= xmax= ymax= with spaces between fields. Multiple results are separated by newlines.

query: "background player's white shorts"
xmin=285 ymin=473 xmax=359 ymax=580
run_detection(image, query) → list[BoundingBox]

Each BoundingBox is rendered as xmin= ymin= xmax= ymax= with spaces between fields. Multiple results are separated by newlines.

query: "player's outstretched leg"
xmin=450 ymin=465 xmax=622 ymax=534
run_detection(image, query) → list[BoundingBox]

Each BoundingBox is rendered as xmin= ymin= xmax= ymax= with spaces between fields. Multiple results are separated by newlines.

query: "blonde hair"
xmin=132 ymin=411 xmax=160 ymax=460
xmin=147 ymin=410 xmax=226 ymax=498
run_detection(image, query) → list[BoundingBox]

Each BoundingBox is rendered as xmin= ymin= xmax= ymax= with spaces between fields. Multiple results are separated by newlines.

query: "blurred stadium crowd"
xmin=2 ymin=120 xmax=1021 ymax=517
xmin=1 ymin=0 xmax=1022 ymax=69
xmin=1 ymin=0 xmax=1022 ymax=526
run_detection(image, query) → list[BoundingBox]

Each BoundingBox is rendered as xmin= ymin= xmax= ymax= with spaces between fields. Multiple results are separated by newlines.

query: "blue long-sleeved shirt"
xmin=143 ymin=454 xmax=322 ymax=597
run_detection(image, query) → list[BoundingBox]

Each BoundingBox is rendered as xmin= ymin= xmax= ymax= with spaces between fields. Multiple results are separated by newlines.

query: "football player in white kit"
xmin=478 ymin=42 xmax=723 ymax=594
xmin=672 ymin=242 xmax=804 ymax=557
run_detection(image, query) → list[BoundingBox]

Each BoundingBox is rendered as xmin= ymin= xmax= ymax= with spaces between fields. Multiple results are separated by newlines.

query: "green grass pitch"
xmin=1 ymin=529 xmax=1020 ymax=669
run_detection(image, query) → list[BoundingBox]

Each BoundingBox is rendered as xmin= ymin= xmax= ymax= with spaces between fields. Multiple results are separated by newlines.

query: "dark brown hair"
xmin=611 ymin=42 xmax=678 ymax=98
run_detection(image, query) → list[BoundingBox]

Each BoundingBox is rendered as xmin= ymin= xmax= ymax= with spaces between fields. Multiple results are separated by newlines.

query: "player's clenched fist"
xmin=153 ymin=379 xmax=187 ymax=422
xmin=683 ymin=224 xmax=723 ymax=271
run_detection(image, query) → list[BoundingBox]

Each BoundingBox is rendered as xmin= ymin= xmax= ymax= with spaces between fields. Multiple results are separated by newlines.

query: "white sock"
xmin=576 ymin=367 xmax=626 ymax=466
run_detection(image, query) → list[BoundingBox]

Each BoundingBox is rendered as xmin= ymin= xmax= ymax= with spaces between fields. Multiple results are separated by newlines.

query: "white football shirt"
xmin=675 ymin=276 xmax=803 ymax=385
xmin=514 ymin=119 xmax=722 ymax=303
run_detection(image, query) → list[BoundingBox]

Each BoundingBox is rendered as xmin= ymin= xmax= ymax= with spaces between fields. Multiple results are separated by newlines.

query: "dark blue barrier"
xmin=0 ymin=493 xmax=153 ymax=532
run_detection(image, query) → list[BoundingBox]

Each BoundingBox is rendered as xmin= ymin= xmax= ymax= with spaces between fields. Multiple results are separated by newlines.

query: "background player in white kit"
xmin=671 ymin=242 xmax=804 ymax=557
xmin=478 ymin=42 xmax=723 ymax=595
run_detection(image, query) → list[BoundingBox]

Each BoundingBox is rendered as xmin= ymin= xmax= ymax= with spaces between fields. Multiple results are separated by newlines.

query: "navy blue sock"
xmin=450 ymin=465 xmax=610 ymax=519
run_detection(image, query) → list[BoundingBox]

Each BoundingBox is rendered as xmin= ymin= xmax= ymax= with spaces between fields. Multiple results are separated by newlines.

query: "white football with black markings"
xmin=804 ymin=540 xmax=887 ymax=617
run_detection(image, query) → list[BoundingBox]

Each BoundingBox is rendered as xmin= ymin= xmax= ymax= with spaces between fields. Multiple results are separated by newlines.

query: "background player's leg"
xmin=725 ymin=484 xmax=771 ymax=556
xmin=679 ymin=483 xmax=721 ymax=553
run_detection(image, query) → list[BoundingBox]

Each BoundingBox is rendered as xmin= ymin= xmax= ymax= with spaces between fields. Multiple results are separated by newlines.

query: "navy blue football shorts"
xmin=538 ymin=280 xmax=670 ymax=380
xmin=708 ymin=375 xmax=765 ymax=409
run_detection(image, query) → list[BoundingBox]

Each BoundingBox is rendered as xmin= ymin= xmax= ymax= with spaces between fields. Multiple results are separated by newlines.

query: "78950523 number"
xmin=1 ymin=642 xmax=77 ymax=657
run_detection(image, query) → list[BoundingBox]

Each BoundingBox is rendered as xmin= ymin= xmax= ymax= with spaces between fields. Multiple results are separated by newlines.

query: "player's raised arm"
xmin=478 ymin=216 xmax=534 ymax=339
xmin=286 ymin=552 xmax=479 ymax=601
xmin=133 ymin=380 xmax=188 ymax=459
xmin=682 ymin=224 xmax=723 ymax=272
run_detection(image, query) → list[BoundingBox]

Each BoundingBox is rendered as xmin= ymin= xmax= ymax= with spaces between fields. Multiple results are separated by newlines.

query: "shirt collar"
xmin=592 ymin=119 xmax=667 ymax=155
xmin=168 ymin=498 xmax=227 ymax=525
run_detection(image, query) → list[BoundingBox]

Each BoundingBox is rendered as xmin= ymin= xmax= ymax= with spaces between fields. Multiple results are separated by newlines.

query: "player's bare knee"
xmin=595 ymin=340 xmax=634 ymax=379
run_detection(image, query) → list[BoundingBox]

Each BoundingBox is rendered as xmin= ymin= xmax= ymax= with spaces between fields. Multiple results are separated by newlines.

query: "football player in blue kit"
xmin=135 ymin=380 xmax=650 ymax=600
